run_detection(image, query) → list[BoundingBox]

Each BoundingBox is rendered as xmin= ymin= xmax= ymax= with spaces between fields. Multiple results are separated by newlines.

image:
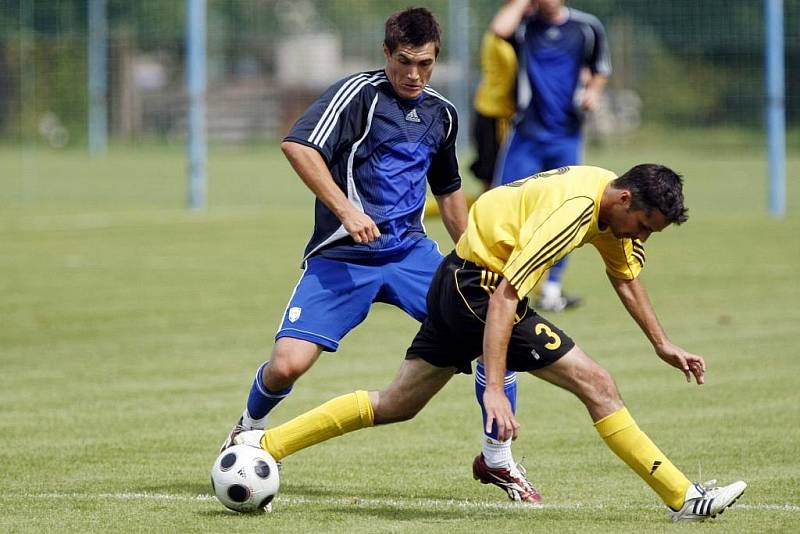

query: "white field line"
xmin=10 ymin=492 xmax=800 ymax=513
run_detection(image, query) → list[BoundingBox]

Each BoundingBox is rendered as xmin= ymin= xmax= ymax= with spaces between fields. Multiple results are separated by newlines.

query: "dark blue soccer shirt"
xmin=516 ymin=8 xmax=611 ymax=141
xmin=284 ymin=69 xmax=461 ymax=261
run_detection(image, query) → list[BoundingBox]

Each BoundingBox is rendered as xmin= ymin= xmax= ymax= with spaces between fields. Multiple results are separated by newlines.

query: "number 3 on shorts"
xmin=535 ymin=323 xmax=562 ymax=350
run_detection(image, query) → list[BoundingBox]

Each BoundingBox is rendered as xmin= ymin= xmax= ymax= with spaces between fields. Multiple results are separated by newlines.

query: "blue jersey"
xmin=515 ymin=8 xmax=611 ymax=141
xmin=284 ymin=69 xmax=461 ymax=261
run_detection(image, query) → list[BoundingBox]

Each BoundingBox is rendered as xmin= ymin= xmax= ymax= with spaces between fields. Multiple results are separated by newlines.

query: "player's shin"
xmin=475 ymin=361 xmax=517 ymax=467
xmin=243 ymin=361 xmax=293 ymax=429
xmin=595 ymin=406 xmax=691 ymax=510
xmin=261 ymin=390 xmax=374 ymax=461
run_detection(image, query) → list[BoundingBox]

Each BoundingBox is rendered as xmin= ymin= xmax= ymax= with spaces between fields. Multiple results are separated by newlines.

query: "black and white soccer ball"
xmin=211 ymin=444 xmax=280 ymax=513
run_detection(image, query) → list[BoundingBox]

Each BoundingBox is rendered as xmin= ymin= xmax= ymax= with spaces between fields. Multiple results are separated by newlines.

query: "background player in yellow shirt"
xmin=469 ymin=30 xmax=518 ymax=193
xmin=231 ymin=164 xmax=746 ymax=522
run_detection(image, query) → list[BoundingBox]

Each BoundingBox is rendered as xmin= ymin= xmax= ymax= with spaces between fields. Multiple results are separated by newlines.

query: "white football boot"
xmin=219 ymin=418 xmax=267 ymax=452
xmin=219 ymin=417 xmax=247 ymax=453
xmin=233 ymin=429 xmax=266 ymax=449
xmin=667 ymin=480 xmax=746 ymax=522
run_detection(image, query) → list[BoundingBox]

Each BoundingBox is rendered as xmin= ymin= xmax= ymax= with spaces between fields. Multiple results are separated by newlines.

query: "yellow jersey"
xmin=473 ymin=32 xmax=517 ymax=120
xmin=455 ymin=166 xmax=646 ymax=299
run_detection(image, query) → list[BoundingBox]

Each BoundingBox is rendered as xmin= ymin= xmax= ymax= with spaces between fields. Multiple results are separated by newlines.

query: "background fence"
xmin=0 ymin=0 xmax=797 ymax=150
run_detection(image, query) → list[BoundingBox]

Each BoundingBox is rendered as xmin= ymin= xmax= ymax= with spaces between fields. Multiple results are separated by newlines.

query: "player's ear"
xmin=383 ymin=43 xmax=391 ymax=61
xmin=618 ymin=189 xmax=633 ymax=208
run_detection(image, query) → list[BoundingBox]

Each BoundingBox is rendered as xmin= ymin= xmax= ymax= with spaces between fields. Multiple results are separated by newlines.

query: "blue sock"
xmin=475 ymin=361 xmax=517 ymax=440
xmin=547 ymin=255 xmax=569 ymax=283
xmin=244 ymin=361 xmax=293 ymax=428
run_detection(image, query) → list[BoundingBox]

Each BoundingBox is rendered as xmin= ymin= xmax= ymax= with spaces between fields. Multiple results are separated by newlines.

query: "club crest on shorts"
xmin=288 ymin=307 xmax=302 ymax=323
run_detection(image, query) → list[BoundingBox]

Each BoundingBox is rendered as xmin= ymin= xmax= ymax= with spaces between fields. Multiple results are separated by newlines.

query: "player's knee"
xmin=372 ymin=388 xmax=421 ymax=424
xmin=264 ymin=341 xmax=321 ymax=388
xmin=261 ymin=361 xmax=297 ymax=388
xmin=262 ymin=355 xmax=305 ymax=388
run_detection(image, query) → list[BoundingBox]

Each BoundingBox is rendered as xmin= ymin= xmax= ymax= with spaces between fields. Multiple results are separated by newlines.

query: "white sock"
xmin=482 ymin=435 xmax=514 ymax=469
xmin=241 ymin=408 xmax=268 ymax=430
xmin=540 ymin=280 xmax=562 ymax=301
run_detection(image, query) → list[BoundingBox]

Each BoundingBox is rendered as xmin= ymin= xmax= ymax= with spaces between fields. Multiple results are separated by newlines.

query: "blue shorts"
xmin=495 ymin=130 xmax=582 ymax=185
xmin=275 ymin=238 xmax=444 ymax=352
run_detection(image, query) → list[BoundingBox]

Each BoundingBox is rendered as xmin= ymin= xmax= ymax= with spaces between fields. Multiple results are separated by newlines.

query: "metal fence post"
xmin=447 ymin=0 xmax=471 ymax=153
xmin=88 ymin=0 xmax=108 ymax=157
xmin=765 ymin=0 xmax=786 ymax=216
xmin=186 ymin=0 xmax=208 ymax=210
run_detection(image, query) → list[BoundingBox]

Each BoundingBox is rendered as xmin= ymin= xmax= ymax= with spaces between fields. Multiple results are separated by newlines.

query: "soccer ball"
xmin=211 ymin=444 xmax=280 ymax=513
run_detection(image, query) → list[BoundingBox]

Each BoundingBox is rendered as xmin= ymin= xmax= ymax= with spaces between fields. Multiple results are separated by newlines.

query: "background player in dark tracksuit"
xmin=492 ymin=0 xmax=611 ymax=312
xmin=220 ymin=7 xmax=536 ymax=502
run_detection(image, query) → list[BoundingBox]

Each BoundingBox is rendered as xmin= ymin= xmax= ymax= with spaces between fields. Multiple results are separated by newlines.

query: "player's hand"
xmin=341 ymin=210 xmax=381 ymax=244
xmin=655 ymin=341 xmax=706 ymax=385
xmin=581 ymin=89 xmax=601 ymax=112
xmin=483 ymin=388 xmax=520 ymax=441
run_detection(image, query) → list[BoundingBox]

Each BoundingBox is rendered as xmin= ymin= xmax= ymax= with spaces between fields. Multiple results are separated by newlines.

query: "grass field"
xmin=1 ymin=141 xmax=799 ymax=533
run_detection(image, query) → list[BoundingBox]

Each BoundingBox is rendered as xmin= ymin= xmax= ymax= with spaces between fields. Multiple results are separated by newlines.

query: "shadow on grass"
xmin=274 ymin=485 xmax=537 ymax=521
xmin=317 ymin=504 xmax=501 ymax=521
xmin=196 ymin=509 xmax=265 ymax=519
xmin=196 ymin=504 xmax=505 ymax=522
xmin=279 ymin=483 xmax=457 ymax=502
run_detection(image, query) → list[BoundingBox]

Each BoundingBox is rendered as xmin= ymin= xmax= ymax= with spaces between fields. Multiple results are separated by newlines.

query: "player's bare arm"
xmin=482 ymin=278 xmax=521 ymax=441
xmin=281 ymin=141 xmax=380 ymax=244
xmin=608 ymin=274 xmax=706 ymax=384
xmin=434 ymin=188 xmax=468 ymax=243
xmin=490 ymin=0 xmax=531 ymax=38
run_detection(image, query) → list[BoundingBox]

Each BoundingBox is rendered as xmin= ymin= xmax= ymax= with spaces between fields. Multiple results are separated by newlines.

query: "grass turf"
xmin=0 ymin=141 xmax=798 ymax=532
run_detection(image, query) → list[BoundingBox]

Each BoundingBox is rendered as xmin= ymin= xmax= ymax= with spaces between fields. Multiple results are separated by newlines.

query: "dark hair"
xmin=384 ymin=7 xmax=441 ymax=57
xmin=614 ymin=164 xmax=689 ymax=224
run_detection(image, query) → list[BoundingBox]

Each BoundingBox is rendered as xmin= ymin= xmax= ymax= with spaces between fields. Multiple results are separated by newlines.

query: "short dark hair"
xmin=384 ymin=7 xmax=441 ymax=57
xmin=614 ymin=164 xmax=689 ymax=224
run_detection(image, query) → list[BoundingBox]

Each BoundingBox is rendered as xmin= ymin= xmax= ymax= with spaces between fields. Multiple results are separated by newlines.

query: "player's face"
xmin=609 ymin=205 xmax=669 ymax=242
xmin=384 ymin=42 xmax=437 ymax=100
xmin=536 ymin=0 xmax=564 ymax=20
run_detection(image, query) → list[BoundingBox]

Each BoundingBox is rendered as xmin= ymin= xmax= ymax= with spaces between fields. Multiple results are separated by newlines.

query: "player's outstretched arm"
xmin=281 ymin=141 xmax=380 ymax=244
xmin=435 ymin=188 xmax=468 ymax=243
xmin=607 ymin=274 xmax=706 ymax=385
xmin=482 ymin=278 xmax=521 ymax=441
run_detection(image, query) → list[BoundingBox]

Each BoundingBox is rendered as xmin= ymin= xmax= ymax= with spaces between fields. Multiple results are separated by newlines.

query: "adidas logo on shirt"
xmin=405 ymin=108 xmax=421 ymax=123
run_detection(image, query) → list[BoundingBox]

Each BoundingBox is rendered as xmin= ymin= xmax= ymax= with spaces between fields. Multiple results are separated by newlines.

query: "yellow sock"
xmin=595 ymin=407 xmax=691 ymax=509
xmin=261 ymin=390 xmax=374 ymax=461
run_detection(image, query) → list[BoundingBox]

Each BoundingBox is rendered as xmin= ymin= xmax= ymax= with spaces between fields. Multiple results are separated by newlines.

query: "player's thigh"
xmin=374 ymin=357 xmax=455 ymax=423
xmin=275 ymin=256 xmax=382 ymax=352
xmin=529 ymin=344 xmax=621 ymax=409
xmin=378 ymin=238 xmax=444 ymax=322
xmin=543 ymin=135 xmax=582 ymax=169
xmin=498 ymin=131 xmax=543 ymax=184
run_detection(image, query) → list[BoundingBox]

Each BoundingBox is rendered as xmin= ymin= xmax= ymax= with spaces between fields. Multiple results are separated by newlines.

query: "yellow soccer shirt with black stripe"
xmin=473 ymin=32 xmax=517 ymax=120
xmin=455 ymin=166 xmax=645 ymax=299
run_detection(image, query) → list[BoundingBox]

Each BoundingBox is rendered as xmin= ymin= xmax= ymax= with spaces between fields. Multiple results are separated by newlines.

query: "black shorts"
xmin=469 ymin=112 xmax=501 ymax=186
xmin=406 ymin=252 xmax=574 ymax=374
